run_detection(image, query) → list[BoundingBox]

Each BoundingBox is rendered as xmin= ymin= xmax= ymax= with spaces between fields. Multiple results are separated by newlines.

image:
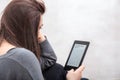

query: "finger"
xmin=75 ymin=65 xmax=85 ymax=73
xmin=68 ymin=69 xmax=74 ymax=72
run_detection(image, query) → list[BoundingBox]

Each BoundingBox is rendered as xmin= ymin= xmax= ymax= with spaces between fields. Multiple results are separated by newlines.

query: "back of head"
xmin=0 ymin=0 xmax=45 ymax=59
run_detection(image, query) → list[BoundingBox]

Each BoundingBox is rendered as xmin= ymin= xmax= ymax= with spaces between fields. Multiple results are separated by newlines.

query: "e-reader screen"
xmin=64 ymin=40 xmax=89 ymax=70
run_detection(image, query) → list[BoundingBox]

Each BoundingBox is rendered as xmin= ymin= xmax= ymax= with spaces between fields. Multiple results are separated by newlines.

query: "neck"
xmin=0 ymin=40 xmax=16 ymax=56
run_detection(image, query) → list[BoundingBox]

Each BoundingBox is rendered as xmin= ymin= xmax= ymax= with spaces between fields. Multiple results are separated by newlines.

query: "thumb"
xmin=68 ymin=69 xmax=74 ymax=72
xmin=75 ymin=65 xmax=85 ymax=73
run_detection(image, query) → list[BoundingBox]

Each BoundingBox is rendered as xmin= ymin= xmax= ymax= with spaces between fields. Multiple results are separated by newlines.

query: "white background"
xmin=1 ymin=0 xmax=120 ymax=80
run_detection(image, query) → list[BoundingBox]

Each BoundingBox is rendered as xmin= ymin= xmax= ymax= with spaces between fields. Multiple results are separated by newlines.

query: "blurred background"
xmin=0 ymin=0 xmax=120 ymax=80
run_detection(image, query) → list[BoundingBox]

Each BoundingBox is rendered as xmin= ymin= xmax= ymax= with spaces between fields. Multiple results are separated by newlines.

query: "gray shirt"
xmin=0 ymin=48 xmax=44 ymax=80
xmin=0 ymin=39 xmax=57 ymax=80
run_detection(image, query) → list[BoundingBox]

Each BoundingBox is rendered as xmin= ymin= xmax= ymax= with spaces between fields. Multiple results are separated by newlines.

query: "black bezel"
xmin=64 ymin=40 xmax=90 ymax=70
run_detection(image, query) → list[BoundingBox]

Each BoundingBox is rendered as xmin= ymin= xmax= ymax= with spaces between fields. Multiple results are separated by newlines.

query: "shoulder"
xmin=9 ymin=48 xmax=36 ymax=58
xmin=9 ymin=48 xmax=39 ymax=66
xmin=0 ymin=58 xmax=33 ymax=80
xmin=7 ymin=48 xmax=39 ymax=65
xmin=6 ymin=48 xmax=44 ymax=80
xmin=7 ymin=48 xmax=39 ymax=63
xmin=8 ymin=47 xmax=40 ymax=69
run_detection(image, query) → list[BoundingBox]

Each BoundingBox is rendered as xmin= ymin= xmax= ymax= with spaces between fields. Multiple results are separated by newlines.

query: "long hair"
xmin=0 ymin=0 xmax=45 ymax=59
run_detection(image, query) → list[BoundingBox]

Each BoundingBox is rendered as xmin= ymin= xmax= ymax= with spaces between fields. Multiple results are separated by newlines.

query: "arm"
xmin=37 ymin=32 xmax=84 ymax=80
xmin=38 ymin=31 xmax=57 ymax=70
xmin=39 ymin=39 xmax=57 ymax=71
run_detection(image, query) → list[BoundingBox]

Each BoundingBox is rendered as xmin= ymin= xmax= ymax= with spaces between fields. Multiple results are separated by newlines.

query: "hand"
xmin=66 ymin=65 xmax=85 ymax=80
xmin=38 ymin=31 xmax=46 ymax=43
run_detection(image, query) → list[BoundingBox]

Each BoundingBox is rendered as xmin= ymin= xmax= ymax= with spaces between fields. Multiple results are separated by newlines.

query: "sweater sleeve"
xmin=39 ymin=39 xmax=57 ymax=71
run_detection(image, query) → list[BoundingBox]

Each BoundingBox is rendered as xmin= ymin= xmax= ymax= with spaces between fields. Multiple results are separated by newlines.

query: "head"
xmin=0 ymin=0 xmax=45 ymax=59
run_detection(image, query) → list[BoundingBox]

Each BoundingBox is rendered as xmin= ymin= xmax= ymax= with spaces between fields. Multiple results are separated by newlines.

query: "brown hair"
xmin=0 ymin=0 xmax=45 ymax=59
